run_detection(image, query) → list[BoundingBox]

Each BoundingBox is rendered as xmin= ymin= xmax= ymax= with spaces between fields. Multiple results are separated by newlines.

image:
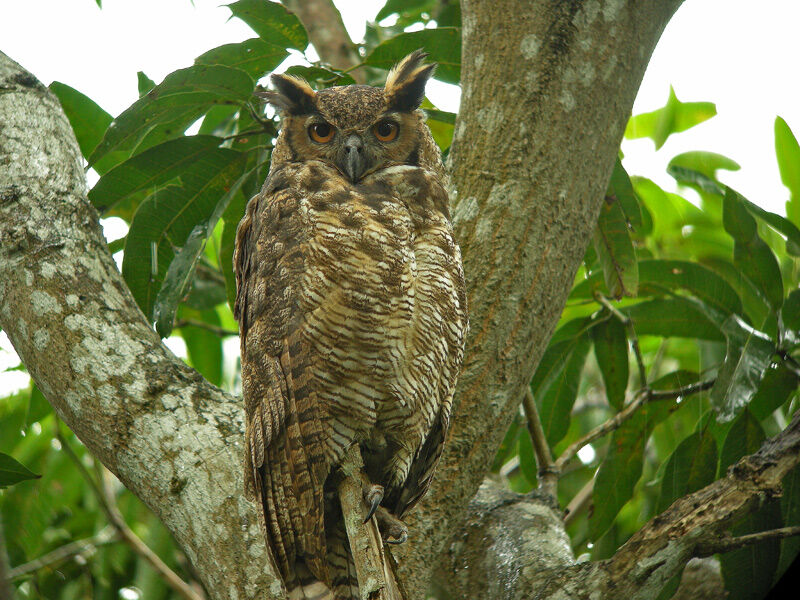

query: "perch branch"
xmin=56 ymin=424 xmax=205 ymax=600
xmin=337 ymin=445 xmax=404 ymax=600
xmin=563 ymin=477 xmax=594 ymax=527
xmin=522 ymin=387 xmax=558 ymax=499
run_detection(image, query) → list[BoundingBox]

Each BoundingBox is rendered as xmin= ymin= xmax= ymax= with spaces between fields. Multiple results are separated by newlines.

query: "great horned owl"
xmin=234 ymin=51 xmax=468 ymax=599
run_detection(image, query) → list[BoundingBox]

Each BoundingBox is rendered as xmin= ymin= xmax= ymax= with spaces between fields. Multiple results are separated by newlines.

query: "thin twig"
xmin=696 ymin=525 xmax=800 ymax=557
xmin=594 ymin=292 xmax=647 ymax=386
xmin=174 ymin=318 xmax=238 ymax=338
xmin=0 ymin=518 xmax=13 ymax=600
xmin=8 ymin=527 xmax=118 ymax=579
xmin=554 ymin=380 xmax=715 ymax=471
xmin=521 ymin=388 xmax=558 ymax=499
xmin=563 ymin=477 xmax=594 ymax=527
xmin=56 ymin=422 xmax=205 ymax=600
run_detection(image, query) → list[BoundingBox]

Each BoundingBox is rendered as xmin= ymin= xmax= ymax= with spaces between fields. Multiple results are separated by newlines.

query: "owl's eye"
xmin=374 ymin=120 xmax=399 ymax=142
xmin=309 ymin=123 xmax=334 ymax=143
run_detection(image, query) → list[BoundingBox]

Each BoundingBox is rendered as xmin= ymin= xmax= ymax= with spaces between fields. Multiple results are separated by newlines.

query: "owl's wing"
xmin=394 ymin=241 xmax=469 ymax=521
xmin=234 ymin=172 xmax=330 ymax=585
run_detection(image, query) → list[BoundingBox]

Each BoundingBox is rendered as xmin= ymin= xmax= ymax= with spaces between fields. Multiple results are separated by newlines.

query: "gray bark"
xmin=0 ymin=54 xmax=281 ymax=600
xmin=5 ymin=1 xmax=787 ymax=599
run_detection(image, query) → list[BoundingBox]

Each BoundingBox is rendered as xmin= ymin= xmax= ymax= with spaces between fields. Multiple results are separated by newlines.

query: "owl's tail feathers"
xmin=327 ymin=520 xmax=361 ymax=600
xmin=287 ymin=563 xmax=334 ymax=600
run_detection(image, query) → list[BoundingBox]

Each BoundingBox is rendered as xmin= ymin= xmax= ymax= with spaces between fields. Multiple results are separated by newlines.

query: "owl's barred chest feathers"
xmin=282 ymin=161 xmax=464 ymax=467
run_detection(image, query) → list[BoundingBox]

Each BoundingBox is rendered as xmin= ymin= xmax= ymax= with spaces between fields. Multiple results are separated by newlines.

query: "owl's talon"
xmin=375 ymin=506 xmax=408 ymax=545
xmin=385 ymin=529 xmax=407 ymax=545
xmin=363 ymin=483 xmax=384 ymax=523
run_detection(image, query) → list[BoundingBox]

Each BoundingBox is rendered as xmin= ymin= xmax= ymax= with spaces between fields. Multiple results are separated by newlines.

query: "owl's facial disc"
xmin=339 ymin=134 xmax=367 ymax=182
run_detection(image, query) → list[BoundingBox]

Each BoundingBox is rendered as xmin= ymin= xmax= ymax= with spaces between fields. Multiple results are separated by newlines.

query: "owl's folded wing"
xmin=234 ymin=177 xmax=330 ymax=585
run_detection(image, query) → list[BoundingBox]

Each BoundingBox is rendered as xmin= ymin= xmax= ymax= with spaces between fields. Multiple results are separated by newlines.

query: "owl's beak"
xmin=340 ymin=134 xmax=367 ymax=182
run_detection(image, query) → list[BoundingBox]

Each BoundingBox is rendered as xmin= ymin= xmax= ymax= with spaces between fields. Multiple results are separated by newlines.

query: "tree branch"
xmin=56 ymin=423 xmax=205 ymax=600
xmin=0 ymin=52 xmax=279 ymax=600
xmin=555 ymin=380 xmax=715 ymax=471
xmin=8 ymin=527 xmax=118 ymax=580
xmin=522 ymin=387 xmax=558 ymax=499
xmin=390 ymin=1 xmax=686 ymax=594
xmin=696 ymin=526 xmax=800 ymax=557
xmin=280 ymin=0 xmax=364 ymax=83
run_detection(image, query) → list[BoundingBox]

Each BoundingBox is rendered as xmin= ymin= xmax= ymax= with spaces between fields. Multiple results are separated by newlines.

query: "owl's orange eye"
xmin=309 ymin=123 xmax=334 ymax=143
xmin=374 ymin=120 xmax=399 ymax=142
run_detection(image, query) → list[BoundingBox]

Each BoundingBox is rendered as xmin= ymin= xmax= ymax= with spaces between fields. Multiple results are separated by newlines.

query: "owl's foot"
xmin=362 ymin=483 xmax=384 ymax=523
xmin=375 ymin=507 xmax=408 ymax=544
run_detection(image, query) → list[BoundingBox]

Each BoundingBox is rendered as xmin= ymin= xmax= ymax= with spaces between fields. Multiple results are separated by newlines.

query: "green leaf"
xmin=0 ymin=452 xmax=40 ymax=488
xmin=590 ymin=403 xmax=668 ymax=540
xmin=719 ymin=408 xmax=765 ymax=475
xmin=89 ymin=135 xmax=224 ymax=213
xmin=607 ymin=158 xmax=642 ymax=229
xmin=591 ymin=316 xmax=628 ymax=410
xmin=593 ymin=195 xmax=638 ymax=298
xmin=656 ymin=426 xmax=718 ymax=514
xmin=778 ymin=464 xmax=800 ymax=580
xmin=196 ymin=38 xmax=289 ymax=80
xmin=122 ymin=150 xmax=245 ymax=319
xmin=721 ymin=498 xmax=782 ymax=600
xmin=710 ymin=316 xmax=775 ymax=422
xmin=590 ymin=424 xmax=645 ymax=541
xmin=88 ymin=64 xmax=254 ymax=166
xmin=668 ymin=151 xmax=740 ymax=179
xmin=749 ymin=362 xmax=799 ymax=420
xmin=137 ymin=71 xmax=155 ymax=97
xmin=26 ymin=385 xmax=51 ymax=427
xmin=737 ymin=195 xmax=800 ymax=257
xmin=227 ymin=0 xmax=308 ymax=50
xmin=518 ymin=429 xmax=537 ymax=488
xmin=178 ymin=307 xmax=224 ymax=386
xmin=492 ymin=414 xmax=522 ymax=472
xmin=364 ymin=28 xmax=461 ymax=85
xmin=775 ymin=116 xmax=800 ymax=226
xmin=220 ymin=192 xmax=247 ymax=313
xmin=624 ymin=87 xmax=716 ymax=149
xmin=624 ymin=297 xmax=725 ymax=342
xmin=49 ymin=81 xmax=120 ymax=173
xmin=722 ymin=188 xmax=784 ymax=309
xmin=784 ymin=289 xmax=800 ymax=339
xmin=153 ymin=168 xmax=249 ymax=337
xmin=376 ymin=0 xmax=434 ymax=22
xmin=534 ymin=333 xmax=592 ymax=446
xmin=573 ymin=259 xmax=744 ymax=318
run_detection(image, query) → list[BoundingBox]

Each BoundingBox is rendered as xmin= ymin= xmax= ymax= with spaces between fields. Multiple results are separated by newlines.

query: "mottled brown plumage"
xmin=234 ymin=51 xmax=467 ymax=599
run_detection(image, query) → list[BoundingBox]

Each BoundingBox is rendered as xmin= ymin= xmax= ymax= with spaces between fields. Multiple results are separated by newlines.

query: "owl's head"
xmin=261 ymin=50 xmax=442 ymax=182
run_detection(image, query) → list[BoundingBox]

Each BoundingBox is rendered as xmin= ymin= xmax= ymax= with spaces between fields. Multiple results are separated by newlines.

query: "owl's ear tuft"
xmin=257 ymin=73 xmax=316 ymax=115
xmin=384 ymin=49 xmax=436 ymax=112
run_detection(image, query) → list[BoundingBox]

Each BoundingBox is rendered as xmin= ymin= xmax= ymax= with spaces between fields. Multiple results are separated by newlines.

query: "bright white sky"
xmin=1 ymin=0 xmax=799 ymax=395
